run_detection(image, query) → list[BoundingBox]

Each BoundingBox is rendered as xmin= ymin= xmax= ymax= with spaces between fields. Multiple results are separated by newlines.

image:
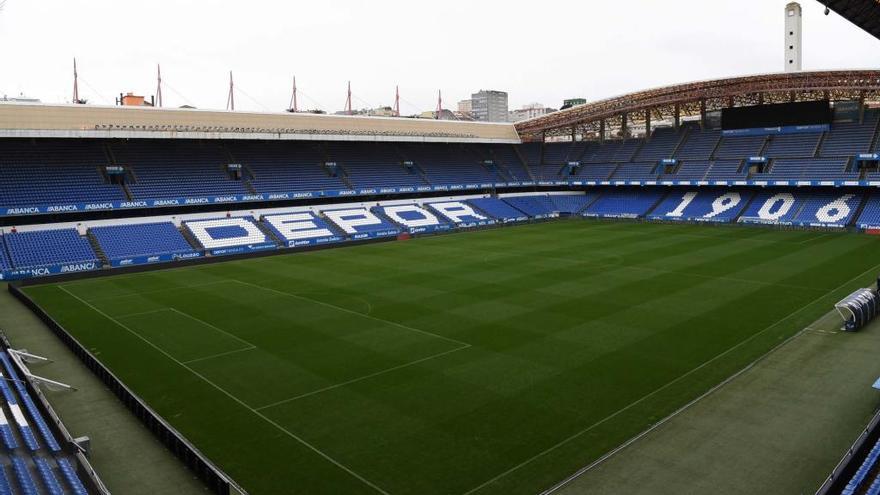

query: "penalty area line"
xmin=231 ymin=278 xmax=471 ymax=348
xmin=255 ymin=343 xmax=470 ymax=411
xmin=56 ymin=285 xmax=392 ymax=495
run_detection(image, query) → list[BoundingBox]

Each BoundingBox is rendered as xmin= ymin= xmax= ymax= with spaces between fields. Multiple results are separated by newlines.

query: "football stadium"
xmin=0 ymin=1 xmax=879 ymax=494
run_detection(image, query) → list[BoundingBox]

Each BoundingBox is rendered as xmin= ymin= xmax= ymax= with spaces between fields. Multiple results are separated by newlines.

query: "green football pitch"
xmin=19 ymin=220 xmax=880 ymax=495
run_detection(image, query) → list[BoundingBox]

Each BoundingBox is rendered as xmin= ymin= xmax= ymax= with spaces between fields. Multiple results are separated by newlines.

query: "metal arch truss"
xmin=515 ymin=70 xmax=880 ymax=141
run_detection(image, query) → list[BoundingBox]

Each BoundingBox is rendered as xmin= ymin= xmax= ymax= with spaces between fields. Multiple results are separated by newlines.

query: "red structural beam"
xmin=515 ymin=70 xmax=880 ymax=136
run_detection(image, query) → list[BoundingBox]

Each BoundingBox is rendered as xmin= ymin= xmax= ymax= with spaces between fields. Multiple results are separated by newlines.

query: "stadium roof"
xmin=0 ymin=103 xmax=520 ymax=143
xmin=515 ymin=69 xmax=880 ymax=140
xmin=823 ymin=0 xmax=880 ymax=40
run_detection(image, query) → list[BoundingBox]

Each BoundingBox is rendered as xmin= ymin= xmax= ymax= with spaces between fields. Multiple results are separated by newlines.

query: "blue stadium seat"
xmin=550 ymin=194 xmax=597 ymax=214
xmin=425 ymin=201 xmax=494 ymax=225
xmin=704 ymin=160 xmax=748 ymax=180
xmin=533 ymin=164 xmax=565 ymax=181
xmin=768 ymin=158 xmax=856 ymax=181
xmin=714 ymin=135 xmax=767 ymax=160
xmin=518 ymin=143 xmax=542 ymax=170
xmin=667 ymin=161 xmax=711 ymax=180
xmin=674 ymin=126 xmax=721 ymax=161
xmin=227 ymin=141 xmax=347 ymax=194
xmin=857 ymin=193 xmax=880 ymax=229
xmin=0 ymin=353 xmax=61 ymax=452
xmin=584 ymin=140 xmax=641 ymax=163
xmin=56 ymin=458 xmax=88 ymax=495
xmin=583 ymin=189 xmax=667 ymax=218
xmin=542 ymin=143 xmax=572 ymax=165
xmin=325 ymin=142 xmax=427 ymax=189
xmin=635 ymin=127 xmax=683 ymax=161
xmin=115 ymin=140 xmax=249 ymax=200
xmin=0 ymin=140 xmax=125 ymax=209
xmin=611 ymin=162 xmax=658 ymax=180
xmin=468 ymin=198 xmax=529 ymax=221
xmin=33 ymin=457 xmax=63 ymax=495
xmin=842 ymin=438 xmax=880 ymax=495
xmin=503 ymin=196 xmax=557 ymax=217
xmin=373 ymin=204 xmax=451 ymax=233
xmin=0 ymin=369 xmax=38 ymax=451
xmin=0 ymin=236 xmax=10 ymax=272
xmin=184 ymin=217 xmax=269 ymax=250
xmin=11 ymin=457 xmax=38 ymax=495
xmin=489 ymin=145 xmax=532 ymax=181
xmin=792 ymin=192 xmax=863 ymax=227
xmin=0 ymin=409 xmax=18 ymax=450
xmin=402 ymin=143 xmax=502 ymax=185
xmin=262 ymin=211 xmax=342 ymax=245
xmin=321 ymin=208 xmax=400 ymax=236
xmin=820 ymin=112 xmax=880 ymax=157
xmin=764 ymin=132 xmax=822 ymax=158
xmin=0 ymin=465 xmax=12 ymax=495
xmin=3 ymin=229 xmax=99 ymax=270
xmin=574 ymin=163 xmax=617 ymax=180
xmin=648 ymin=189 xmax=753 ymax=223
xmin=738 ymin=190 xmax=804 ymax=225
xmin=867 ymin=472 xmax=880 ymax=495
xmin=90 ymin=222 xmax=197 ymax=262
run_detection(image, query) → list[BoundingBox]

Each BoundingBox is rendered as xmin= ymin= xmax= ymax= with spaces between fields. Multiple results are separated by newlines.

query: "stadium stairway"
xmin=85 ymin=231 xmax=110 ymax=266
xmin=669 ymin=126 xmax=692 ymax=158
xmin=467 ymin=198 xmax=529 ymax=222
xmin=488 ymin=155 xmax=517 ymax=183
xmin=848 ymin=193 xmax=870 ymax=227
xmin=708 ymin=132 xmax=725 ymax=160
xmin=335 ymin=164 xmax=356 ymax=190
xmin=758 ymin=134 xmax=772 ymax=157
xmin=510 ymin=145 xmax=537 ymax=181
xmin=642 ymin=189 xmax=674 ymax=218
xmin=789 ymin=194 xmax=811 ymax=220
xmin=390 ymin=145 xmax=434 ymax=186
xmin=412 ymin=162 xmax=432 ymax=186
xmin=100 ymin=142 xmax=117 ymax=168
xmin=813 ymin=131 xmax=827 ymax=157
xmin=98 ymin=141 xmax=133 ymax=201
xmin=253 ymin=217 xmax=291 ymax=245
xmin=178 ymin=223 xmax=204 ymax=251
xmin=732 ymin=191 xmax=761 ymax=223
xmin=480 ymin=160 xmax=510 ymax=182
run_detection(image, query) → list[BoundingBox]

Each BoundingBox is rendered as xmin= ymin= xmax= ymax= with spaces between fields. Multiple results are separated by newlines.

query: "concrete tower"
xmin=785 ymin=2 xmax=803 ymax=72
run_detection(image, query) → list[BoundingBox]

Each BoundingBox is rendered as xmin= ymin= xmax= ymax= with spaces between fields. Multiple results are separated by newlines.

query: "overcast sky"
xmin=0 ymin=0 xmax=877 ymax=114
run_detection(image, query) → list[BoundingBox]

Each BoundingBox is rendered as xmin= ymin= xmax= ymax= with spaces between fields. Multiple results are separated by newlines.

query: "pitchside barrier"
xmin=7 ymin=285 xmax=248 ymax=495
xmin=816 ymin=409 xmax=880 ymax=495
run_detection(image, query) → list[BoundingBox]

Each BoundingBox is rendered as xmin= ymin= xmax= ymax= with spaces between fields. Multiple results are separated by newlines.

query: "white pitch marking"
xmin=57 ymin=285 xmax=391 ymax=495
xmin=462 ymin=260 xmax=880 ymax=495
xmin=232 ymin=279 xmax=471 ymax=348
xmin=255 ymin=344 xmax=469 ymax=411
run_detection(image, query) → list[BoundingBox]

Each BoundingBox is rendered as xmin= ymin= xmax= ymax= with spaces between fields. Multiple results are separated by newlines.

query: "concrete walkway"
xmin=0 ymin=284 xmax=208 ymax=495
xmin=552 ymin=311 xmax=880 ymax=495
